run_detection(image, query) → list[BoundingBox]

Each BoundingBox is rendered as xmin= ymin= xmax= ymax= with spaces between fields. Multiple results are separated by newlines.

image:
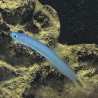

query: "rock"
xmin=24 ymin=1 xmax=60 ymax=47
xmin=0 ymin=0 xmax=60 ymax=67
xmin=0 ymin=0 xmax=98 ymax=97
xmin=0 ymin=22 xmax=10 ymax=35
xmin=0 ymin=64 xmax=16 ymax=82
xmin=0 ymin=0 xmax=35 ymax=25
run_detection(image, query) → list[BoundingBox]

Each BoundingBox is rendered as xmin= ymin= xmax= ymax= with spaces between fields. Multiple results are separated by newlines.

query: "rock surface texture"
xmin=0 ymin=0 xmax=98 ymax=98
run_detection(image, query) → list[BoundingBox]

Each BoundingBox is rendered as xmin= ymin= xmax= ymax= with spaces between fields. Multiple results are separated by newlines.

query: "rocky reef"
xmin=0 ymin=0 xmax=98 ymax=98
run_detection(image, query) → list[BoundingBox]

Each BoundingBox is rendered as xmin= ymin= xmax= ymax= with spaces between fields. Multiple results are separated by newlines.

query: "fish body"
xmin=10 ymin=32 xmax=84 ymax=86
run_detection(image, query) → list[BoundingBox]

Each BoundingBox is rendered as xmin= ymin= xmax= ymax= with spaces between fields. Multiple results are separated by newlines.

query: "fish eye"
xmin=14 ymin=34 xmax=17 ymax=38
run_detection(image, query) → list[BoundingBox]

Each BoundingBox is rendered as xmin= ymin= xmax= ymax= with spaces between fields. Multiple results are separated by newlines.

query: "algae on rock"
xmin=0 ymin=0 xmax=98 ymax=98
xmin=0 ymin=0 xmax=61 ymax=97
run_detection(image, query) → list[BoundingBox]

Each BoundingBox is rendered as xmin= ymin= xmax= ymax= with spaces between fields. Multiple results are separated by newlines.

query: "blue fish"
xmin=10 ymin=32 xmax=84 ymax=86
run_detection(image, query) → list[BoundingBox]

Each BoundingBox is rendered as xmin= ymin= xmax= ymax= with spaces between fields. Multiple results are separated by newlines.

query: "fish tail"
xmin=72 ymin=76 xmax=85 ymax=87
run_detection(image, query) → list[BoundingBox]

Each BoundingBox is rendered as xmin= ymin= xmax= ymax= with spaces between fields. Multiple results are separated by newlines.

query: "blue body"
xmin=10 ymin=32 xmax=83 ymax=86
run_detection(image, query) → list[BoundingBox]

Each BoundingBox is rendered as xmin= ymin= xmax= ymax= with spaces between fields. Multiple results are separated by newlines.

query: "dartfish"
xmin=10 ymin=32 xmax=84 ymax=86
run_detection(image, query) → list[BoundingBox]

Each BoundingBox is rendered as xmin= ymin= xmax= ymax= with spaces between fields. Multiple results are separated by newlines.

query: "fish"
xmin=10 ymin=32 xmax=84 ymax=87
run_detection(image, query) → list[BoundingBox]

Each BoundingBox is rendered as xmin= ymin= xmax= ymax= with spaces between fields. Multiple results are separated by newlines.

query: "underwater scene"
xmin=0 ymin=0 xmax=98 ymax=98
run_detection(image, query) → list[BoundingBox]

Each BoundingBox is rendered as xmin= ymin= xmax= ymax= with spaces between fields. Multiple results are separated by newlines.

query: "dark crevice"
xmin=39 ymin=0 xmax=98 ymax=45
